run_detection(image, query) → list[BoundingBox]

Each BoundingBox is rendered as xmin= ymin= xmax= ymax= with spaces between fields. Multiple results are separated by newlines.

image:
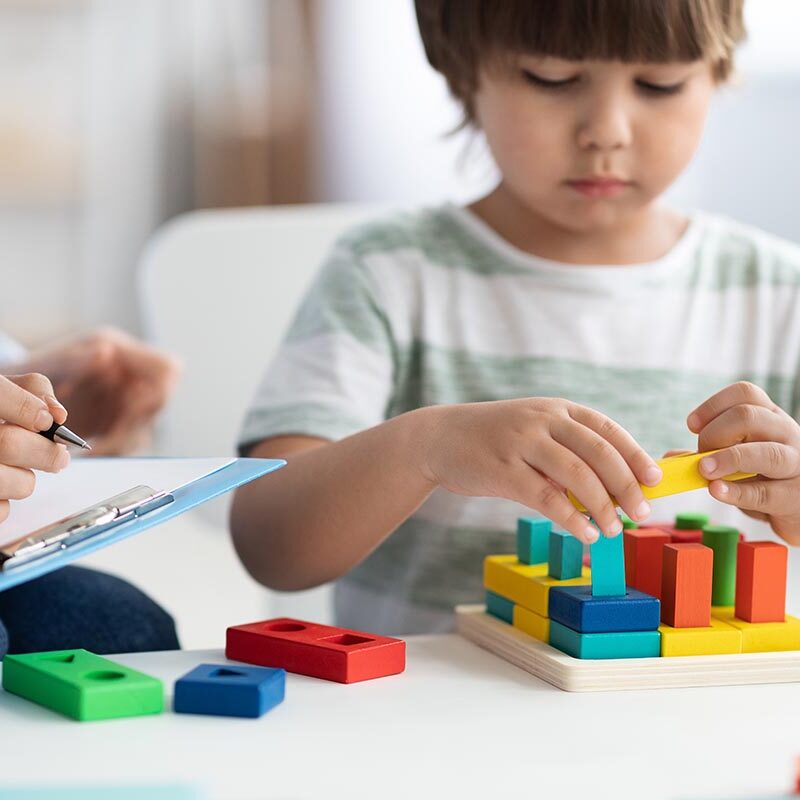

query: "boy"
xmin=231 ymin=0 xmax=800 ymax=635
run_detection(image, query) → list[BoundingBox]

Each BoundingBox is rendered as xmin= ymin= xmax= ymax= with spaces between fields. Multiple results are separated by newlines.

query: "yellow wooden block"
xmin=568 ymin=450 xmax=756 ymax=512
xmin=483 ymin=555 xmax=590 ymax=616
xmin=712 ymin=607 xmax=800 ymax=653
xmin=659 ymin=617 xmax=742 ymax=657
xmin=513 ymin=604 xmax=550 ymax=642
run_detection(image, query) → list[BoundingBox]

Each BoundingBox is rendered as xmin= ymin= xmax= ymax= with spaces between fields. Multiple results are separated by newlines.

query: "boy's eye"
xmin=521 ymin=69 xmax=578 ymax=90
xmin=635 ymin=79 xmax=685 ymax=96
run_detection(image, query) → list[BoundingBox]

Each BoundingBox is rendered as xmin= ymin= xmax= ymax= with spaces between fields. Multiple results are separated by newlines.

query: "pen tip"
xmin=82 ymin=443 xmax=92 ymax=451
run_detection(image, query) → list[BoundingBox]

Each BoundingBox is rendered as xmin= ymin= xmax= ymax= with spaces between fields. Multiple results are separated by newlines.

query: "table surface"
xmin=0 ymin=635 xmax=798 ymax=800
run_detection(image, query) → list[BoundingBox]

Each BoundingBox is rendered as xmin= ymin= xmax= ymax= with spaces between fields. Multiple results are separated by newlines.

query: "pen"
xmin=40 ymin=422 xmax=91 ymax=451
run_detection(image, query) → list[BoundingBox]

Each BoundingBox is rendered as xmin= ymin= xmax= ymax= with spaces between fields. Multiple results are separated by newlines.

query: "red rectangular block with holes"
xmin=660 ymin=543 xmax=713 ymax=628
xmin=735 ymin=541 xmax=788 ymax=623
xmin=624 ymin=528 xmax=671 ymax=598
xmin=225 ymin=618 xmax=406 ymax=684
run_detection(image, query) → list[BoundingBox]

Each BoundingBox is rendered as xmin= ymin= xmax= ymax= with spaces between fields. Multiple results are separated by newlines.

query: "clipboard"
xmin=0 ymin=457 xmax=285 ymax=592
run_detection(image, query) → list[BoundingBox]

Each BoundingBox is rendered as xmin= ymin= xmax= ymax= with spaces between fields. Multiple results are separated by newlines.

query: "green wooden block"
xmin=516 ymin=517 xmax=552 ymax=565
xmin=548 ymin=531 xmax=583 ymax=580
xmin=620 ymin=514 xmax=638 ymax=530
xmin=549 ymin=620 xmax=661 ymax=659
xmin=2 ymin=649 xmax=163 ymax=721
xmin=589 ymin=531 xmax=626 ymax=597
xmin=675 ymin=511 xmax=710 ymax=530
xmin=702 ymin=524 xmax=739 ymax=606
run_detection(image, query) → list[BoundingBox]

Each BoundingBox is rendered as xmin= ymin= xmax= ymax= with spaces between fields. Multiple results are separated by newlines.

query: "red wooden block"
xmin=623 ymin=528 xmax=671 ymax=598
xmin=226 ymin=617 xmax=406 ymax=684
xmin=660 ymin=543 xmax=713 ymax=628
xmin=735 ymin=541 xmax=788 ymax=623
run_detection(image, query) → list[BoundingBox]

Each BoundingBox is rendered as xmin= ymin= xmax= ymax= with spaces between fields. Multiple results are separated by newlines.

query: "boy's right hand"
xmin=419 ymin=398 xmax=662 ymax=544
xmin=0 ymin=373 xmax=71 ymax=522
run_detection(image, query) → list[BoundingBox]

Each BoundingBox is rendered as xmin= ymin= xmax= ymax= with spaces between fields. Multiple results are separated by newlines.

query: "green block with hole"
xmin=2 ymin=648 xmax=163 ymax=721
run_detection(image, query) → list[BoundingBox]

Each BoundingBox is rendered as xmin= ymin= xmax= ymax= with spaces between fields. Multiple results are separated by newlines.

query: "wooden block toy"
xmin=226 ymin=617 xmax=405 ymax=683
xmin=669 ymin=528 xmax=704 ymax=544
xmin=568 ymin=451 xmax=755 ymax=512
xmin=484 ymin=555 xmax=590 ymax=616
xmin=590 ymin=532 xmax=625 ymax=597
xmin=623 ymin=527 xmax=671 ymax=598
xmin=735 ymin=541 xmax=788 ymax=623
xmin=660 ymin=543 xmax=713 ymax=628
xmin=485 ymin=590 xmax=514 ymax=624
xmin=713 ymin=607 xmax=800 ymax=652
xmin=173 ymin=663 xmax=285 ymax=718
xmin=549 ymin=585 xmax=660 ymax=633
xmin=549 ymin=620 xmax=661 ymax=660
xmin=517 ymin=516 xmax=551 ymax=564
xmin=512 ymin=604 xmax=549 ymax=642
xmin=1 ymin=649 xmax=163 ymax=721
xmin=457 ymin=605 xmax=800 ymax=691
xmin=548 ymin=530 xmax=583 ymax=580
xmin=620 ymin=514 xmax=637 ymax=530
xmin=659 ymin=617 xmax=742 ymax=656
xmin=702 ymin=525 xmax=739 ymax=607
xmin=675 ymin=511 xmax=710 ymax=531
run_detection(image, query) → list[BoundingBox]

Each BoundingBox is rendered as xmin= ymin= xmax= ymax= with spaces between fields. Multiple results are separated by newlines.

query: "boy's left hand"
xmin=13 ymin=328 xmax=180 ymax=455
xmin=688 ymin=381 xmax=800 ymax=544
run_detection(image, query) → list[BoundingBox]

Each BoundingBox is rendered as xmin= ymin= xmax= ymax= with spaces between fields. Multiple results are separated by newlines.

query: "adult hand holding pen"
xmin=0 ymin=373 xmax=71 ymax=522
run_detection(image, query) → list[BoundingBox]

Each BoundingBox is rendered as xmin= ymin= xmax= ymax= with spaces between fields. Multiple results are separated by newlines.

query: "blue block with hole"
xmin=173 ymin=663 xmax=285 ymax=718
xmin=548 ymin=530 xmax=584 ymax=579
xmin=549 ymin=585 xmax=660 ymax=633
xmin=485 ymin=590 xmax=514 ymax=624
xmin=517 ymin=516 xmax=552 ymax=565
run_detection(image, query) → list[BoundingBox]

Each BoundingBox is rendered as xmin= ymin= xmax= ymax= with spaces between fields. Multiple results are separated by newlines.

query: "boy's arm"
xmin=230 ymin=408 xmax=439 ymax=590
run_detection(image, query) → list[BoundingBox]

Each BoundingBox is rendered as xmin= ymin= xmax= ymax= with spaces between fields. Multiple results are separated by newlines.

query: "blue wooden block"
xmin=590 ymin=531 xmax=626 ymax=596
xmin=173 ymin=663 xmax=285 ymax=718
xmin=549 ymin=620 xmax=661 ymax=659
xmin=548 ymin=531 xmax=583 ymax=580
xmin=549 ymin=585 xmax=660 ymax=633
xmin=517 ymin=517 xmax=552 ymax=565
xmin=485 ymin=590 xmax=514 ymax=624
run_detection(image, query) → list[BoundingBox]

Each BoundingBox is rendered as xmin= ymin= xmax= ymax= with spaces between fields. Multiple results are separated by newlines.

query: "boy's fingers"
xmin=0 ymin=425 xmax=70 ymax=472
xmin=511 ymin=467 xmax=598 ymax=544
xmin=708 ymin=476 xmax=791 ymax=515
xmin=527 ymin=440 xmax=621 ymax=537
xmin=699 ymin=442 xmax=800 ymax=481
xmin=567 ymin=405 xmax=662 ymax=486
xmin=0 ymin=376 xmax=53 ymax=432
xmin=687 ymin=381 xmax=775 ymax=433
xmin=0 ymin=465 xmax=36 ymax=500
xmin=696 ymin=404 xmax=787 ymax=452
xmin=553 ymin=419 xmax=651 ymax=523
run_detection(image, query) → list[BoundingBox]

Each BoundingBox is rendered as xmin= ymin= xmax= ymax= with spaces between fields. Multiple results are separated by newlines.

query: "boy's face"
xmin=474 ymin=56 xmax=716 ymax=234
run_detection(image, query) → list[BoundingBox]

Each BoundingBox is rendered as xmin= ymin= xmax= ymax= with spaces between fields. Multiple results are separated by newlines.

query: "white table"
xmin=0 ymin=636 xmax=797 ymax=800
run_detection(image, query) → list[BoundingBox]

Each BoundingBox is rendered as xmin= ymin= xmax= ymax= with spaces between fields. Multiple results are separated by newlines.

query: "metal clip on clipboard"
xmin=0 ymin=486 xmax=174 ymax=570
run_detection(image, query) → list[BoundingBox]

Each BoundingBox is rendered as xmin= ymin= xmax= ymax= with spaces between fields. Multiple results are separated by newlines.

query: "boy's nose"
xmin=576 ymin=102 xmax=633 ymax=152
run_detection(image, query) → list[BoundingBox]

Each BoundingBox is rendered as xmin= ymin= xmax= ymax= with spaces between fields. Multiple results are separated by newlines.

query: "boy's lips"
xmin=567 ymin=176 xmax=632 ymax=198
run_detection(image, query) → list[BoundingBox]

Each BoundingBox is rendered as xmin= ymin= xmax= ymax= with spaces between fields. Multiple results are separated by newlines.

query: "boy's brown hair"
xmin=415 ymin=0 xmax=746 ymax=122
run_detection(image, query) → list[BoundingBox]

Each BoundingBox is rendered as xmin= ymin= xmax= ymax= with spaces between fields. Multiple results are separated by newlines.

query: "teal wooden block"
xmin=2 ymin=649 xmax=163 ymax=721
xmin=548 ymin=531 xmax=583 ymax=580
xmin=590 ymin=532 xmax=626 ymax=597
xmin=549 ymin=620 xmax=661 ymax=659
xmin=517 ymin=517 xmax=552 ymax=565
xmin=485 ymin=590 xmax=514 ymax=624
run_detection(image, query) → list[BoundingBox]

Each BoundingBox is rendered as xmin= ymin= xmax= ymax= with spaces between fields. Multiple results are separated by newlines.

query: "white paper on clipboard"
xmin=0 ymin=457 xmax=235 ymax=548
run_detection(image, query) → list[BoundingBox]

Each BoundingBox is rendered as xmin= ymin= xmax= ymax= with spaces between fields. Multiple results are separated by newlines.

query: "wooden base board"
xmin=455 ymin=605 xmax=800 ymax=692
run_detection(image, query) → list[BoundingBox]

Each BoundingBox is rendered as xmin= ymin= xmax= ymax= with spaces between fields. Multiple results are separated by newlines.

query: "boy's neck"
xmin=469 ymin=185 xmax=689 ymax=266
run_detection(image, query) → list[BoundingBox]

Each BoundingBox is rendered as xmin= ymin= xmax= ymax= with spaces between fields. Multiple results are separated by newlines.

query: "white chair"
xmin=84 ymin=203 xmax=381 ymax=648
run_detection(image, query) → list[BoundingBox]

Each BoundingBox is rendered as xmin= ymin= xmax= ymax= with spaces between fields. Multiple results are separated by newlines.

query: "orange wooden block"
xmin=660 ymin=543 xmax=713 ymax=628
xmin=623 ymin=528 xmax=671 ymax=599
xmin=735 ymin=541 xmax=788 ymax=623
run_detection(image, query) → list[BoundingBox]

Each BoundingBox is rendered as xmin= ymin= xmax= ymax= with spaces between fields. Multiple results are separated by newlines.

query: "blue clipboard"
xmin=0 ymin=457 xmax=284 ymax=592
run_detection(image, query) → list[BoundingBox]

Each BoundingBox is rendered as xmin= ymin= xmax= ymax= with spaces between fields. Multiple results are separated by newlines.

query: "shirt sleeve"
xmin=238 ymin=236 xmax=397 ymax=453
xmin=0 ymin=331 xmax=27 ymax=369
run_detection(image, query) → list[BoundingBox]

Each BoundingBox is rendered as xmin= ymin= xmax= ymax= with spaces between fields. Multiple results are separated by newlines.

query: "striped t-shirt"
xmin=239 ymin=203 xmax=800 ymax=635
